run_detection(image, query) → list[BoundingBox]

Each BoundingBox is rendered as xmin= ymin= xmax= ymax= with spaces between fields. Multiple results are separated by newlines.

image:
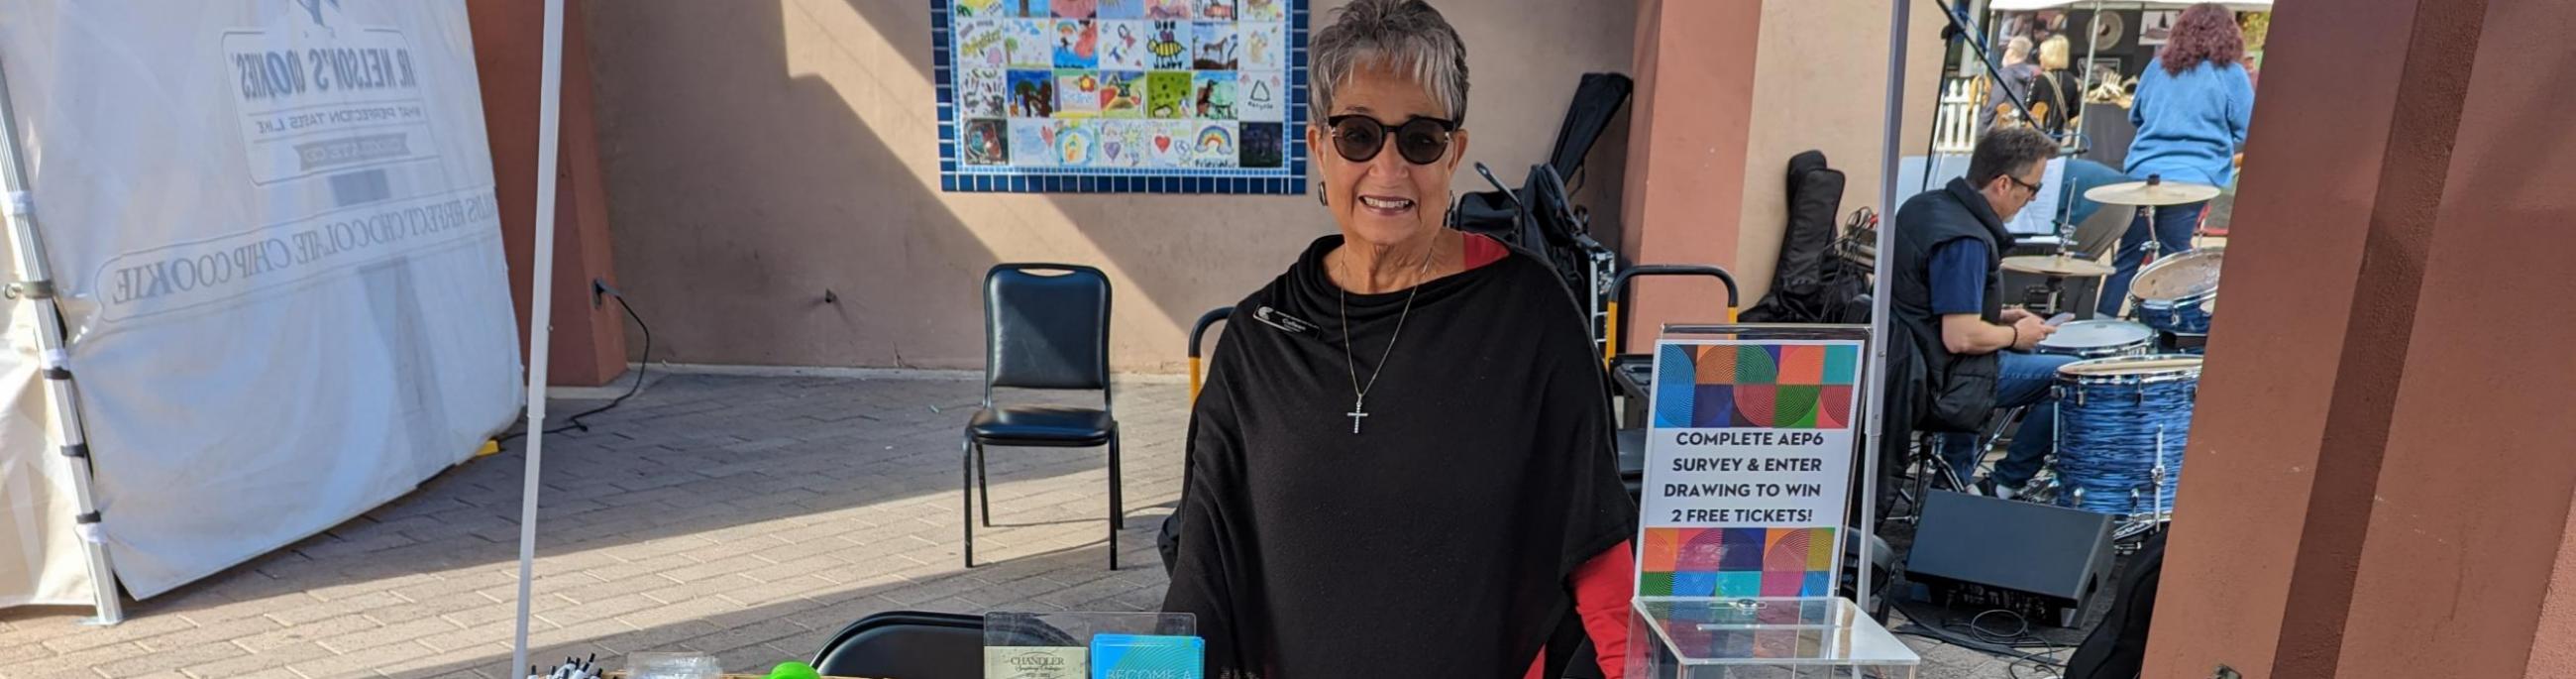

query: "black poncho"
xmin=1162 ymin=235 xmax=1635 ymax=678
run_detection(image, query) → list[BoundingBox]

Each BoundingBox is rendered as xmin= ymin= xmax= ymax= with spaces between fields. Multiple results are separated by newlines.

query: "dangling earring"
xmin=1317 ymin=183 xmax=1328 ymax=206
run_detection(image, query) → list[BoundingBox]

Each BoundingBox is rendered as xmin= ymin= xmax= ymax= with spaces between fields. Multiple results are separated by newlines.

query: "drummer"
xmin=1889 ymin=126 xmax=2076 ymax=498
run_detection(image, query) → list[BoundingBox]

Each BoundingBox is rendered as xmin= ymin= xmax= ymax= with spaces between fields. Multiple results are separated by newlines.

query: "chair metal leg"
xmin=1107 ymin=431 xmax=1123 ymax=571
xmin=977 ymin=441 xmax=994 ymax=527
xmin=1889 ymin=434 xmax=1952 ymax=527
xmin=1979 ymin=405 xmax=2029 ymax=463
xmin=961 ymin=437 xmax=976 ymax=568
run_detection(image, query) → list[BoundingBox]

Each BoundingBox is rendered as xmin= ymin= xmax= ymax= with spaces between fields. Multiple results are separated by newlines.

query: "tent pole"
xmin=1860 ymin=0 xmax=1911 ymax=617
xmin=2058 ymin=0 xmax=2107 ymax=234
xmin=509 ymin=0 xmax=568 ymax=675
xmin=0 ymin=51 xmax=124 ymax=627
xmin=2077 ymin=0 xmax=2104 ymax=143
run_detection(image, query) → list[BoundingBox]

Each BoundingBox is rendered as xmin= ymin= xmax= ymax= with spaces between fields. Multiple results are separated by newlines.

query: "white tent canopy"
xmin=0 ymin=0 xmax=522 ymax=624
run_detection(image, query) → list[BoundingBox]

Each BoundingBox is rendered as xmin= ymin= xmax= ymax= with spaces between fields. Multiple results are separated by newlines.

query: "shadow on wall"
xmin=586 ymin=0 xmax=1636 ymax=372
xmin=586 ymin=0 xmax=1323 ymax=373
xmin=585 ymin=0 xmax=995 ymax=370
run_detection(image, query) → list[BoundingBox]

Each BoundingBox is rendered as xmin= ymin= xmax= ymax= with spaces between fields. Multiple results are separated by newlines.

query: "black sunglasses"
xmin=1326 ymin=114 xmax=1457 ymax=165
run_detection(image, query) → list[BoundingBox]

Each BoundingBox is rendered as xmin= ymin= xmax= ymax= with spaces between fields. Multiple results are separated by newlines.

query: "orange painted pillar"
xmin=470 ymin=0 xmax=628 ymax=387
xmin=2147 ymin=0 xmax=2576 ymax=676
xmin=1615 ymin=0 xmax=1761 ymax=346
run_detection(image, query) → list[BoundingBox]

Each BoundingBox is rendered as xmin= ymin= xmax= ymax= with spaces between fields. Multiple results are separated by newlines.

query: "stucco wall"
xmin=474 ymin=0 xmax=629 ymax=386
xmin=1733 ymin=0 xmax=1947 ymax=304
xmin=2145 ymin=0 xmax=2576 ymax=676
xmin=584 ymin=0 xmax=1635 ymax=371
xmin=1618 ymin=0 xmax=1944 ymax=342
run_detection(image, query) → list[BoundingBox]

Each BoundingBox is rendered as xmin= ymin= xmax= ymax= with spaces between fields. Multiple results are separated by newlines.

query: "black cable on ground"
xmin=1894 ymin=624 xmax=2069 ymax=669
xmin=496 ymin=284 xmax=651 ymax=444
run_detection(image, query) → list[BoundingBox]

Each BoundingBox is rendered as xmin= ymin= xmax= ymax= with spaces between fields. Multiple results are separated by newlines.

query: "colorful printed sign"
xmin=1637 ymin=340 xmax=1863 ymax=599
xmin=936 ymin=0 xmax=1307 ymax=193
xmin=1089 ymin=634 xmax=1204 ymax=679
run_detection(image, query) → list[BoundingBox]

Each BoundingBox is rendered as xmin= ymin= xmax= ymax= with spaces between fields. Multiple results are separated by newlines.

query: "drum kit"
xmin=2015 ymin=175 xmax=2226 ymax=539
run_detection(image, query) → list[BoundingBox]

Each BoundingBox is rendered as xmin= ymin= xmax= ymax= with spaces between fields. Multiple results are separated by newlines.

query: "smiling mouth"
xmin=1359 ymin=195 xmax=1415 ymax=210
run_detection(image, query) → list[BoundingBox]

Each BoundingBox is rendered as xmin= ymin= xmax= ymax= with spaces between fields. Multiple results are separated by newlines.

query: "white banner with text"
xmin=0 ymin=0 xmax=519 ymax=601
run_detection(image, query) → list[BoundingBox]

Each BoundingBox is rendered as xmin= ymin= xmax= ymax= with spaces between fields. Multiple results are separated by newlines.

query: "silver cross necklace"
xmin=1338 ymin=242 xmax=1435 ymax=434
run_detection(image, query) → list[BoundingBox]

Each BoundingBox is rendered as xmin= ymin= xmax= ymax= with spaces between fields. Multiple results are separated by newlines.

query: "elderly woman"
xmin=1159 ymin=1 xmax=1635 ymax=677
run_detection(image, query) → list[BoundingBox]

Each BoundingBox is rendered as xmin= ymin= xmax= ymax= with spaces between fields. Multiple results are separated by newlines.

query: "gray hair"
xmin=1309 ymin=0 xmax=1470 ymax=125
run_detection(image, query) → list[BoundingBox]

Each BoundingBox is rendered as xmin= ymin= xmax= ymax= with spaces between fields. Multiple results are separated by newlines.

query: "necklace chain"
xmin=1339 ymin=241 xmax=1437 ymax=434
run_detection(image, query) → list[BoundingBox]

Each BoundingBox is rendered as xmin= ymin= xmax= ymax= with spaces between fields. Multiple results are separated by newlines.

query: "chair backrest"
xmin=810 ymin=611 xmax=983 ymax=679
xmin=984 ymin=264 xmax=1112 ymax=395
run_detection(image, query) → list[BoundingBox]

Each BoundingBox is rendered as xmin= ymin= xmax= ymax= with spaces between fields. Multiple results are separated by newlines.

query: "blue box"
xmin=1089 ymin=633 xmax=1203 ymax=679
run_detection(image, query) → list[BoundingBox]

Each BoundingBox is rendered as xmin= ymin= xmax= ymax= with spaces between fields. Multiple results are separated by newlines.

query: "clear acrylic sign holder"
xmin=1626 ymin=597 xmax=1917 ymax=678
xmin=1629 ymin=322 xmax=1916 ymax=678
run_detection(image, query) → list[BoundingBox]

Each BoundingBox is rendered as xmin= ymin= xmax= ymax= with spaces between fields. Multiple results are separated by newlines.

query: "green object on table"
xmin=764 ymin=661 xmax=821 ymax=679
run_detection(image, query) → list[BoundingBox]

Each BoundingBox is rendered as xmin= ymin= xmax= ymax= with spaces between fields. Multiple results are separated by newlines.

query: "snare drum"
xmin=2034 ymin=320 xmax=2155 ymax=359
xmin=2052 ymin=355 xmax=2201 ymax=519
xmin=2130 ymin=247 xmax=2223 ymax=335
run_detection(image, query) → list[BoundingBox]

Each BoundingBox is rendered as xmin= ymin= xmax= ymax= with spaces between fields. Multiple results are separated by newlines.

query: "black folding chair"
xmin=1186 ymin=307 xmax=1233 ymax=403
xmin=963 ymin=264 xmax=1120 ymax=569
xmin=810 ymin=611 xmax=983 ymax=679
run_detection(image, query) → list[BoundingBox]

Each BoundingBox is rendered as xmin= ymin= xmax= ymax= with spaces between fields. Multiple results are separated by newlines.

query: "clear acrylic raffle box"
xmin=1625 ymin=597 xmax=1918 ymax=679
xmin=984 ymin=612 xmax=1197 ymax=679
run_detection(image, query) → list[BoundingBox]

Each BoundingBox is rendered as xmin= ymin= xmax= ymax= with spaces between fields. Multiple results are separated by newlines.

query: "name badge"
xmin=1252 ymin=305 xmax=1316 ymax=334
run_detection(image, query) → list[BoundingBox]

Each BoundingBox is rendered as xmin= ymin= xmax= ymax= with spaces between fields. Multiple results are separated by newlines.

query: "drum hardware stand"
xmin=2117 ymin=218 xmax=2151 ymax=322
xmin=2136 ymin=174 xmax=2171 ymax=270
xmin=2152 ymin=425 xmax=2171 ymax=525
xmin=2111 ymin=427 xmax=2177 ymax=546
xmin=2044 ymin=183 xmax=2080 ymax=315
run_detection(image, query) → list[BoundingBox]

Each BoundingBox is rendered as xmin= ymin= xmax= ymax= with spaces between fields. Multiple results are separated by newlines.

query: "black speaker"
xmin=1905 ymin=491 xmax=2117 ymax=627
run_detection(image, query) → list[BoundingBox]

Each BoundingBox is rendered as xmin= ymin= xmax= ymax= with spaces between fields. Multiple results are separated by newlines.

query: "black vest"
xmin=1889 ymin=178 xmax=2015 ymax=430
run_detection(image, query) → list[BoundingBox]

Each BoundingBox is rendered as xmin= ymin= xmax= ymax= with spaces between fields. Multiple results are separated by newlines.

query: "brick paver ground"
xmin=0 ymin=371 xmax=2007 ymax=678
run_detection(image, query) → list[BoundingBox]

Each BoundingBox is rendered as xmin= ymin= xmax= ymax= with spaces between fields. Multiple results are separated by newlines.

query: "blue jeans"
xmin=2095 ymin=200 xmax=2209 ymax=317
xmin=1940 ymin=352 xmax=2081 ymax=488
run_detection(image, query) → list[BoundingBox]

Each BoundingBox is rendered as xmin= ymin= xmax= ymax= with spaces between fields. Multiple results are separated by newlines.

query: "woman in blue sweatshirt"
xmin=2096 ymin=3 xmax=2255 ymax=317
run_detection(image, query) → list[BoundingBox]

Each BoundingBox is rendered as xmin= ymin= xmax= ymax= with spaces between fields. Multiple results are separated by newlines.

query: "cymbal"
xmin=2002 ymin=254 xmax=2115 ymax=278
xmin=2086 ymin=179 xmax=2222 ymax=206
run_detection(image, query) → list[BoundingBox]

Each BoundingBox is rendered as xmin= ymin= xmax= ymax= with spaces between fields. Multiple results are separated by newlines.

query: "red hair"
xmin=2159 ymin=4 xmax=2246 ymax=75
xmin=2153 ymin=3 xmax=2235 ymax=74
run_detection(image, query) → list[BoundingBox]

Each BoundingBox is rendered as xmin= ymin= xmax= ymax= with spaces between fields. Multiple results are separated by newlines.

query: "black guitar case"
xmin=1741 ymin=150 xmax=1847 ymax=322
xmin=2066 ymin=529 xmax=2169 ymax=679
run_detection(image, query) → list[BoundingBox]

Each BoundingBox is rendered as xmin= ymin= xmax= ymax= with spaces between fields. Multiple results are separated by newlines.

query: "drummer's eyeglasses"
xmin=1326 ymin=114 xmax=1457 ymax=165
xmin=2006 ymin=173 xmax=2045 ymax=195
